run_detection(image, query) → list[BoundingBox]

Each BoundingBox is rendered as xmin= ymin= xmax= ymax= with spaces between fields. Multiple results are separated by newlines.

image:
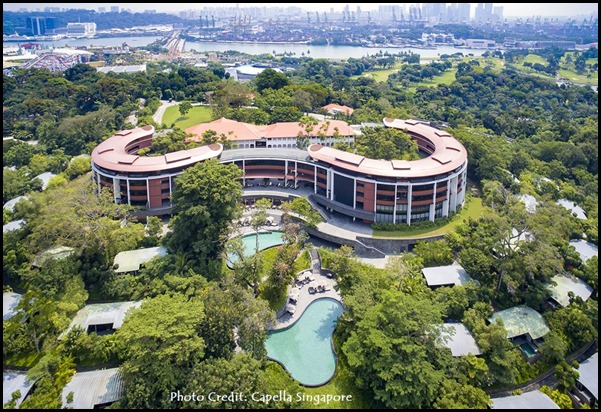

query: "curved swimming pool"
xmin=227 ymin=231 xmax=284 ymax=266
xmin=265 ymin=298 xmax=344 ymax=386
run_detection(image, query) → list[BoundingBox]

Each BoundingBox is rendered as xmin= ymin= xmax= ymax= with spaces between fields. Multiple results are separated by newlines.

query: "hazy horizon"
xmin=3 ymin=3 xmax=599 ymax=18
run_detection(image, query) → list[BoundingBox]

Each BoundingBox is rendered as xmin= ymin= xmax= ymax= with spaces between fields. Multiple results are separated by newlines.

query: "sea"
xmin=3 ymin=35 xmax=488 ymax=60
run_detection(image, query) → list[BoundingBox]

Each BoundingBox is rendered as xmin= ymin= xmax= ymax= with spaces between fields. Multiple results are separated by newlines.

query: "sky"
xmin=3 ymin=3 xmax=599 ymax=18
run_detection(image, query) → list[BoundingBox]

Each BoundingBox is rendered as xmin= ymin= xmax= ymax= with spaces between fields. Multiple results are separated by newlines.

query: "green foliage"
xmin=342 ymin=289 xmax=446 ymax=408
xmin=355 ymin=126 xmax=420 ymax=161
xmin=554 ymin=361 xmax=580 ymax=392
xmin=254 ymin=68 xmax=290 ymax=92
xmin=178 ymin=101 xmax=193 ymax=117
xmin=116 ymin=294 xmax=206 ymax=408
xmin=540 ymin=385 xmax=574 ymax=409
xmin=64 ymin=156 xmax=92 ymax=180
xmin=167 ymin=159 xmax=243 ymax=276
xmin=413 ymin=239 xmax=454 ymax=267
xmin=283 ymin=196 xmax=322 ymax=227
xmin=150 ymin=128 xmax=196 ymax=155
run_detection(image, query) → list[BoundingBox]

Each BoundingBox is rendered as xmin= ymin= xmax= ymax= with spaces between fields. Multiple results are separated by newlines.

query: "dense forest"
xmin=3 ymin=48 xmax=598 ymax=409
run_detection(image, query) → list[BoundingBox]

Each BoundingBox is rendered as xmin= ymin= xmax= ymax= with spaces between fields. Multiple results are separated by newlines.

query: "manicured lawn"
xmin=162 ymin=105 xmax=213 ymax=129
xmin=558 ymin=68 xmax=598 ymax=85
xmin=522 ymin=54 xmax=548 ymax=65
xmin=408 ymin=69 xmax=457 ymax=92
xmin=372 ymin=197 xmax=484 ymax=238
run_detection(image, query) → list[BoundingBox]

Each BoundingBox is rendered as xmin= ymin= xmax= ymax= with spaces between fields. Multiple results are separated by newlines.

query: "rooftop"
xmin=489 ymin=306 xmax=550 ymax=340
xmin=3 ymin=292 xmax=22 ymax=321
xmin=3 ymin=195 xmax=29 ymax=212
xmin=113 ymin=246 xmax=168 ymax=273
xmin=439 ymin=323 xmax=481 ymax=356
xmin=546 ymin=273 xmax=593 ymax=307
xmin=421 ymin=264 xmax=472 ymax=287
xmin=308 ymin=118 xmax=467 ymax=179
xmin=63 ymin=301 xmax=142 ymax=336
xmin=32 ymin=171 xmax=57 ymax=190
xmin=491 ymin=390 xmax=559 ymax=409
xmin=556 ymin=199 xmax=587 ymax=219
xmin=91 ymin=125 xmax=223 ymax=174
xmin=97 ymin=64 xmax=146 ymax=73
xmin=3 ymin=219 xmax=25 ymax=233
xmin=32 ymin=246 xmax=76 ymax=268
xmin=576 ymin=352 xmax=598 ymax=400
xmin=3 ymin=372 xmax=35 ymax=407
xmin=518 ymin=194 xmax=537 ymax=213
xmin=61 ymin=368 xmax=124 ymax=409
xmin=569 ymin=239 xmax=598 ymax=263
xmin=322 ymin=103 xmax=354 ymax=115
xmin=185 ymin=117 xmax=355 ymax=142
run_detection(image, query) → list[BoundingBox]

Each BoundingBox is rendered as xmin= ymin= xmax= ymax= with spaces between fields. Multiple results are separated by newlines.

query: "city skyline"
xmin=3 ymin=3 xmax=599 ymax=18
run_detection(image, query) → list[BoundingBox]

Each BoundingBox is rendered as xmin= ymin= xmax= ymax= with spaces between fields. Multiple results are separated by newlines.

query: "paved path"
xmin=152 ymin=100 xmax=179 ymax=124
xmin=269 ymin=249 xmax=342 ymax=331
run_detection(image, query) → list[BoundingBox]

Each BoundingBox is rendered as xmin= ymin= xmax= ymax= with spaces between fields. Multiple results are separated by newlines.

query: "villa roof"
xmin=61 ymin=368 xmax=124 ymax=409
xmin=33 ymin=171 xmax=57 ymax=190
xmin=3 ymin=372 xmax=35 ymax=407
xmin=546 ymin=273 xmax=593 ymax=307
xmin=322 ymin=103 xmax=354 ymax=115
xmin=62 ymin=301 xmax=142 ymax=336
xmin=556 ymin=199 xmax=587 ymax=219
xmin=421 ymin=264 xmax=472 ymax=287
xmin=439 ymin=323 xmax=481 ymax=356
xmin=32 ymin=246 xmax=76 ymax=268
xmin=185 ymin=118 xmax=355 ymax=142
xmin=3 ymin=292 xmax=22 ymax=321
xmin=518 ymin=194 xmax=537 ymax=213
xmin=569 ymin=239 xmax=598 ymax=263
xmin=3 ymin=195 xmax=29 ymax=212
xmin=576 ymin=352 xmax=598 ymax=400
xmin=491 ymin=390 xmax=559 ymax=409
xmin=489 ymin=306 xmax=550 ymax=340
xmin=113 ymin=246 xmax=168 ymax=273
xmin=3 ymin=219 xmax=25 ymax=233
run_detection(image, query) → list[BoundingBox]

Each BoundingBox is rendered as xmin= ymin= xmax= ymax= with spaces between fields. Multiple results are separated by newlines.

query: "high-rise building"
xmin=110 ymin=6 xmax=120 ymax=13
xmin=26 ymin=16 xmax=46 ymax=35
xmin=493 ymin=6 xmax=503 ymax=23
xmin=98 ymin=7 xmax=106 ymax=13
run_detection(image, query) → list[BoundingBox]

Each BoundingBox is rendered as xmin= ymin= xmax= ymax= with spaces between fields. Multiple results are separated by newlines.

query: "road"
xmin=152 ymin=100 xmax=179 ymax=125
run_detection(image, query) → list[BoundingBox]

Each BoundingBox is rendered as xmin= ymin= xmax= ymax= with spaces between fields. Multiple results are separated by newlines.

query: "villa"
xmin=488 ymin=306 xmax=550 ymax=360
xmin=113 ymin=246 xmax=168 ymax=274
xmin=421 ymin=264 xmax=473 ymax=289
xmin=62 ymin=301 xmax=142 ymax=336
xmin=491 ymin=390 xmax=559 ymax=409
xmin=61 ymin=368 xmax=124 ymax=409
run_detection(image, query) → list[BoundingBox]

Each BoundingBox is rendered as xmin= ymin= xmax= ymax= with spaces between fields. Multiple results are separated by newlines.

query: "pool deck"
xmin=269 ymin=267 xmax=342 ymax=331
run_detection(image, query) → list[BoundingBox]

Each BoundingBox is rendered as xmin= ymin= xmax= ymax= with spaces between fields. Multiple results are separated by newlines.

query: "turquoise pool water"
xmin=265 ymin=298 xmax=344 ymax=386
xmin=520 ymin=342 xmax=536 ymax=357
xmin=227 ymin=231 xmax=284 ymax=265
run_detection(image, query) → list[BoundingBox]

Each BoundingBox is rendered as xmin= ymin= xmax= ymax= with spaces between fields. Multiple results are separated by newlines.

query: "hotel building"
xmin=91 ymin=118 xmax=467 ymax=224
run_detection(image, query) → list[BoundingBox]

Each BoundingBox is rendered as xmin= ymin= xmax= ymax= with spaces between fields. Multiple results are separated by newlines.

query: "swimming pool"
xmin=227 ymin=231 xmax=284 ymax=265
xmin=520 ymin=342 xmax=536 ymax=357
xmin=265 ymin=298 xmax=344 ymax=386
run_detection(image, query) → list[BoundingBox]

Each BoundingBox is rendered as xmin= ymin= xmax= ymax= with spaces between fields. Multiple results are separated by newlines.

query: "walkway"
xmin=152 ymin=99 xmax=178 ymax=124
xmin=269 ymin=250 xmax=342 ymax=331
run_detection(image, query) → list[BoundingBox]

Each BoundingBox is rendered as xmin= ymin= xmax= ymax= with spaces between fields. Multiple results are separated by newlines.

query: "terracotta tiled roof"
xmin=322 ymin=103 xmax=354 ymax=115
xmin=185 ymin=118 xmax=355 ymax=142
